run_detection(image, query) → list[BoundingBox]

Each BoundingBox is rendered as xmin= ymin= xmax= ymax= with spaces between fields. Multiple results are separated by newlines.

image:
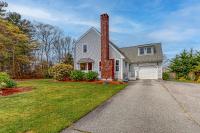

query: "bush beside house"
xmin=50 ymin=64 xmax=73 ymax=81
xmin=50 ymin=64 xmax=98 ymax=81
xmin=70 ymin=70 xmax=85 ymax=81
xmin=69 ymin=70 xmax=98 ymax=81
xmin=0 ymin=72 xmax=16 ymax=89
xmin=84 ymin=71 xmax=98 ymax=81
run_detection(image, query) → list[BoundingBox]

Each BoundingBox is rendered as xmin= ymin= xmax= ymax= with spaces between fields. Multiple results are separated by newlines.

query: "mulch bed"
xmin=0 ymin=87 xmax=32 ymax=96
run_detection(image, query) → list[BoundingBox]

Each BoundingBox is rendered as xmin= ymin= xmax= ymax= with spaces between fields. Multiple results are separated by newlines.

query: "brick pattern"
xmin=100 ymin=59 xmax=114 ymax=80
xmin=100 ymin=13 xmax=114 ymax=80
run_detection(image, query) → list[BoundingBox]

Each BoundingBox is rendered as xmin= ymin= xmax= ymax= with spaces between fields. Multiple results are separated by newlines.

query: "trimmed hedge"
xmin=70 ymin=70 xmax=85 ymax=81
xmin=0 ymin=72 xmax=16 ymax=89
xmin=69 ymin=71 xmax=98 ymax=81
xmin=84 ymin=71 xmax=98 ymax=81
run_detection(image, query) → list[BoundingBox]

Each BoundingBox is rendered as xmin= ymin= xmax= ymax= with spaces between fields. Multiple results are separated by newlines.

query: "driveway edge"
xmin=60 ymin=84 xmax=129 ymax=133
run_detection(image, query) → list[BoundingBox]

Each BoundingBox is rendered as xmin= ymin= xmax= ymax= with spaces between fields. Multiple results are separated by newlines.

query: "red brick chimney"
xmin=100 ymin=13 xmax=114 ymax=80
xmin=101 ymin=14 xmax=109 ymax=60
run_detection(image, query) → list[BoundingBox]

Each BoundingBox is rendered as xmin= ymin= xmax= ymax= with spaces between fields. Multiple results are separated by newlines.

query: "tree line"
xmin=0 ymin=1 xmax=75 ymax=78
xmin=167 ymin=49 xmax=200 ymax=80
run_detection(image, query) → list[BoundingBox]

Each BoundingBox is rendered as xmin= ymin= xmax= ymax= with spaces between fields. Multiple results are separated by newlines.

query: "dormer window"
xmin=139 ymin=48 xmax=144 ymax=55
xmin=146 ymin=47 xmax=152 ymax=54
xmin=138 ymin=47 xmax=154 ymax=56
xmin=83 ymin=45 xmax=87 ymax=53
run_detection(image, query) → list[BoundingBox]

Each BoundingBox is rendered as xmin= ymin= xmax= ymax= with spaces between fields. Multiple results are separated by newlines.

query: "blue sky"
xmin=5 ymin=0 xmax=200 ymax=58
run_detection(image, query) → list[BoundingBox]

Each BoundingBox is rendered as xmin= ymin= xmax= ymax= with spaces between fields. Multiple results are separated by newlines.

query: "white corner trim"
xmin=120 ymin=59 xmax=124 ymax=80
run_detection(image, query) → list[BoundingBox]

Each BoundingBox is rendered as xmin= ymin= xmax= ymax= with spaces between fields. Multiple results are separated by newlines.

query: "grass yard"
xmin=0 ymin=79 xmax=126 ymax=133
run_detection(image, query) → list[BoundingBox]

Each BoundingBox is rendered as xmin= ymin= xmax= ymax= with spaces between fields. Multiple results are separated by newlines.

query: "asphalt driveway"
xmin=62 ymin=80 xmax=200 ymax=133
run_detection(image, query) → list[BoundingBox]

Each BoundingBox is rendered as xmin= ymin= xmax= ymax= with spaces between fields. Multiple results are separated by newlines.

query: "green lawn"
xmin=0 ymin=79 xmax=126 ymax=133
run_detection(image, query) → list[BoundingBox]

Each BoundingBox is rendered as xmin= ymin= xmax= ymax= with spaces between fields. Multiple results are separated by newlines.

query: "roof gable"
xmin=74 ymin=27 xmax=126 ymax=59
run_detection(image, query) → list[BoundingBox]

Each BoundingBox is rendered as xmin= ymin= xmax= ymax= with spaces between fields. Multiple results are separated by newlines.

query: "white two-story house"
xmin=74 ymin=13 xmax=163 ymax=80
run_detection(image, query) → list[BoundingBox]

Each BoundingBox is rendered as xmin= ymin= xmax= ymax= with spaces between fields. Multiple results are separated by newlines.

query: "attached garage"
xmin=138 ymin=66 xmax=158 ymax=79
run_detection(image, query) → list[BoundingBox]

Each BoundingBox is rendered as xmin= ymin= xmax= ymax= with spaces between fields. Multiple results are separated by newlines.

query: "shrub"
xmin=179 ymin=77 xmax=187 ymax=82
xmin=0 ymin=72 xmax=10 ymax=81
xmin=0 ymin=82 xmax=7 ymax=89
xmin=197 ymin=77 xmax=200 ymax=83
xmin=85 ymin=71 xmax=98 ymax=81
xmin=5 ymin=80 xmax=17 ymax=88
xmin=51 ymin=64 xmax=73 ymax=81
xmin=162 ymin=72 xmax=169 ymax=80
xmin=70 ymin=70 xmax=85 ymax=81
xmin=0 ymin=72 xmax=16 ymax=89
xmin=48 ymin=67 xmax=54 ymax=78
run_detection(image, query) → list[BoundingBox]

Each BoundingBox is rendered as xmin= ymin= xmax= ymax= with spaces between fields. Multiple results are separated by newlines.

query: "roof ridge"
xmin=120 ymin=43 xmax=161 ymax=49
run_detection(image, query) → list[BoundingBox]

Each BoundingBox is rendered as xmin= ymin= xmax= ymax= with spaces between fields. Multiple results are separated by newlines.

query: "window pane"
xmin=147 ymin=47 xmax=152 ymax=54
xmin=99 ymin=62 xmax=101 ymax=71
xmin=116 ymin=66 xmax=119 ymax=71
xmin=80 ymin=63 xmax=86 ymax=70
xmin=83 ymin=45 xmax=87 ymax=53
xmin=139 ymin=48 xmax=144 ymax=55
xmin=116 ymin=60 xmax=119 ymax=65
xmin=88 ymin=63 xmax=92 ymax=70
xmin=115 ymin=60 xmax=119 ymax=71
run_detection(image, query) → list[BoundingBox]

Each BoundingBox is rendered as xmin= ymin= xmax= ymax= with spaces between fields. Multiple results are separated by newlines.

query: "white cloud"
xmin=7 ymin=3 xmax=100 ymax=28
xmin=7 ymin=3 xmax=143 ymax=35
xmin=147 ymin=4 xmax=200 ymax=43
xmin=109 ymin=16 xmax=143 ymax=34
xmin=148 ymin=28 xmax=197 ymax=42
xmin=8 ymin=3 xmax=57 ymax=21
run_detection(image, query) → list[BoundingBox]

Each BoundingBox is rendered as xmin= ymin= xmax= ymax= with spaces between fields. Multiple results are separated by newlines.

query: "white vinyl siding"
xmin=75 ymin=29 xmax=101 ymax=73
xmin=74 ymin=28 xmax=124 ymax=80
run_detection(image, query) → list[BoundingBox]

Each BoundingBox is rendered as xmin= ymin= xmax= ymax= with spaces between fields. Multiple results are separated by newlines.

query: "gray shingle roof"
xmin=77 ymin=58 xmax=95 ymax=63
xmin=80 ymin=27 xmax=163 ymax=64
xmin=119 ymin=43 xmax=163 ymax=63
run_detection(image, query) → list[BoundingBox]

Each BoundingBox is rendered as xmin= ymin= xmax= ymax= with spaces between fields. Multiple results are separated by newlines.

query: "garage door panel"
xmin=139 ymin=66 xmax=158 ymax=79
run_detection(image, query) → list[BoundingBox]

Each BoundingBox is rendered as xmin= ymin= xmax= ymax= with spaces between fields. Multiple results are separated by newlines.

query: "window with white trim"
xmin=138 ymin=47 xmax=154 ymax=55
xmin=80 ymin=63 xmax=87 ymax=70
xmin=83 ymin=45 xmax=87 ymax=53
xmin=139 ymin=47 xmax=144 ymax=55
xmin=99 ymin=61 xmax=101 ymax=71
xmin=146 ymin=47 xmax=152 ymax=54
xmin=115 ymin=60 xmax=119 ymax=72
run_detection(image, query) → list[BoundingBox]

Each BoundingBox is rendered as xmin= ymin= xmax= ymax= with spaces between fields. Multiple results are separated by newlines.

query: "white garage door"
xmin=139 ymin=66 xmax=158 ymax=79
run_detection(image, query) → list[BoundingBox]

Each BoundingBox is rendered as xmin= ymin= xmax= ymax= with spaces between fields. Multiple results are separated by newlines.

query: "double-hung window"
xmin=83 ymin=45 xmax=87 ymax=53
xmin=99 ymin=61 xmax=101 ymax=71
xmin=146 ymin=47 xmax=152 ymax=54
xmin=139 ymin=47 xmax=153 ymax=55
xmin=139 ymin=47 xmax=144 ymax=55
xmin=115 ymin=60 xmax=119 ymax=71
